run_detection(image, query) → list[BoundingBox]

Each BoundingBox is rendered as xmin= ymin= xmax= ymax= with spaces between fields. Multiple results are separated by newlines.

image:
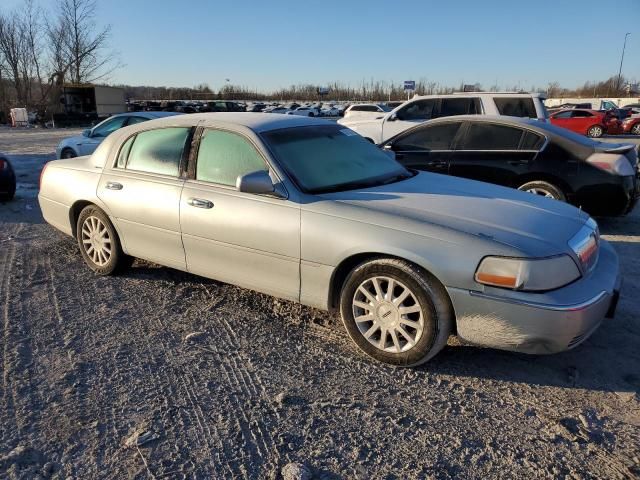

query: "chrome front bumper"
xmin=447 ymin=240 xmax=621 ymax=354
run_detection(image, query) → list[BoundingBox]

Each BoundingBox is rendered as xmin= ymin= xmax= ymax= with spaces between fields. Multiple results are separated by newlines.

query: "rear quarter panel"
xmin=38 ymin=160 xmax=105 ymax=236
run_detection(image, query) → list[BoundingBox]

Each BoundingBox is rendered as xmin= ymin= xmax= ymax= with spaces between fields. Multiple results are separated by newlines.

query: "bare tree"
xmin=55 ymin=0 xmax=120 ymax=84
xmin=0 ymin=10 xmax=26 ymax=105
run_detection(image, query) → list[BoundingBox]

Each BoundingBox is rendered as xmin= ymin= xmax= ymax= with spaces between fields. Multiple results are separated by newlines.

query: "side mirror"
xmin=382 ymin=144 xmax=396 ymax=160
xmin=387 ymin=113 xmax=398 ymax=122
xmin=82 ymin=129 xmax=92 ymax=138
xmin=236 ymin=170 xmax=275 ymax=195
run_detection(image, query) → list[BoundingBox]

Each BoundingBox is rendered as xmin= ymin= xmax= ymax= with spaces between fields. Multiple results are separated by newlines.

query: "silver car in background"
xmin=55 ymin=111 xmax=180 ymax=159
xmin=39 ymin=113 xmax=621 ymax=366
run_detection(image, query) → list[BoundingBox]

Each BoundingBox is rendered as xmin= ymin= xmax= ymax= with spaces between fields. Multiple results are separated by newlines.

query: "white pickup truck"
xmin=338 ymin=92 xmax=549 ymax=144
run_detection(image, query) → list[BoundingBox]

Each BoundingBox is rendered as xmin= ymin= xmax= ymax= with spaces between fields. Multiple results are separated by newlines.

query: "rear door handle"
xmin=187 ymin=198 xmax=214 ymax=209
xmin=105 ymin=181 xmax=123 ymax=190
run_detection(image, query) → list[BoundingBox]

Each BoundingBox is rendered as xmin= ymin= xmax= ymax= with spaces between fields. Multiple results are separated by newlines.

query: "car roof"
xmin=112 ymin=111 xmax=180 ymax=119
xmin=124 ymin=112 xmax=333 ymax=133
xmin=552 ymin=109 xmax=601 ymax=115
xmin=414 ymin=92 xmax=545 ymax=100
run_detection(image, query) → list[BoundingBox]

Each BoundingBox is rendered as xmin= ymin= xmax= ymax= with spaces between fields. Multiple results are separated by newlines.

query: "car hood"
xmin=317 ymin=172 xmax=589 ymax=257
xmin=59 ymin=135 xmax=86 ymax=146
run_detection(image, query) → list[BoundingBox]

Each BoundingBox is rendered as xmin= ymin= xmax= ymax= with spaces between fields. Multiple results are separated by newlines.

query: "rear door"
xmin=389 ymin=121 xmax=464 ymax=174
xmin=97 ymin=126 xmax=191 ymax=269
xmin=449 ymin=122 xmax=537 ymax=187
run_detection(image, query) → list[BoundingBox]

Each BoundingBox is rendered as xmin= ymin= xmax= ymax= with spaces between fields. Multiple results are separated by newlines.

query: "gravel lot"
xmin=0 ymin=127 xmax=639 ymax=479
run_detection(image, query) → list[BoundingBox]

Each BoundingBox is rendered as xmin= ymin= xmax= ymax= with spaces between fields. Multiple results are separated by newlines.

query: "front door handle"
xmin=187 ymin=198 xmax=214 ymax=209
xmin=105 ymin=181 xmax=123 ymax=190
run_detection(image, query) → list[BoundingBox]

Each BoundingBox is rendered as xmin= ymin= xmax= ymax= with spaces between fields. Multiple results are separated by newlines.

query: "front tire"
xmin=587 ymin=125 xmax=604 ymax=138
xmin=631 ymin=123 xmax=640 ymax=135
xmin=76 ymin=205 xmax=131 ymax=275
xmin=517 ymin=180 xmax=566 ymax=201
xmin=61 ymin=148 xmax=77 ymax=159
xmin=339 ymin=258 xmax=453 ymax=366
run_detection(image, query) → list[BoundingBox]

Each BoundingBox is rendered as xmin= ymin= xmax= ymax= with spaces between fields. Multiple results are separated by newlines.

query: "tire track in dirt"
xmin=0 ymin=223 xmax=21 ymax=449
xmin=125 ymin=281 xmax=230 ymax=479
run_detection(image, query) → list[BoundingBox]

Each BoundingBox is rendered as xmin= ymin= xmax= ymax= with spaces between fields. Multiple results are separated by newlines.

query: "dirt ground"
xmin=0 ymin=127 xmax=639 ymax=480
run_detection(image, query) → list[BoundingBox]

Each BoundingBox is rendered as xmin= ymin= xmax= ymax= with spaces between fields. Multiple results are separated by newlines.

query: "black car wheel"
xmin=61 ymin=148 xmax=77 ymax=159
xmin=0 ymin=185 xmax=15 ymax=202
xmin=518 ymin=181 xmax=566 ymax=201
xmin=587 ymin=125 xmax=604 ymax=138
xmin=631 ymin=123 xmax=640 ymax=135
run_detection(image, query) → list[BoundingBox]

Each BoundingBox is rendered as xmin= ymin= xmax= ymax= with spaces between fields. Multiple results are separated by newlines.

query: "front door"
xmin=382 ymin=99 xmax=438 ymax=142
xmin=97 ymin=126 xmax=192 ymax=269
xmin=180 ymin=128 xmax=301 ymax=301
xmin=80 ymin=116 xmax=129 ymax=156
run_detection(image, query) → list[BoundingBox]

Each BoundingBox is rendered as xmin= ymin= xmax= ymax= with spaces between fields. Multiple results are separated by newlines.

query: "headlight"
xmin=475 ymin=255 xmax=580 ymax=291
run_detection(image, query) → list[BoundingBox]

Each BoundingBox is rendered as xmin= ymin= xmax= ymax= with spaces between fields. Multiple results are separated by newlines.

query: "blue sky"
xmin=3 ymin=0 xmax=639 ymax=91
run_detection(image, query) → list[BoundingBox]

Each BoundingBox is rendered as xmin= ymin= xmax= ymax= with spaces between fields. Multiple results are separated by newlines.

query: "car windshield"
xmin=262 ymin=125 xmax=411 ymax=194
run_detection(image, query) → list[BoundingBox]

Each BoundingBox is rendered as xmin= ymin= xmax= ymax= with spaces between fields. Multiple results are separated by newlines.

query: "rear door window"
xmin=494 ymin=97 xmax=537 ymax=118
xmin=571 ymin=110 xmax=593 ymax=117
xmin=459 ymin=123 xmax=524 ymax=150
xmin=438 ymin=98 xmax=481 ymax=117
xmin=125 ymin=127 xmax=190 ymax=176
xmin=520 ymin=131 xmax=544 ymax=150
xmin=394 ymin=122 xmax=463 ymax=150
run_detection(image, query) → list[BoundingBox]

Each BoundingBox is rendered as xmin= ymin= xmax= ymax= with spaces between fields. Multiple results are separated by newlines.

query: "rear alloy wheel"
xmin=77 ymin=205 xmax=131 ymax=275
xmin=518 ymin=181 xmax=566 ymax=202
xmin=587 ymin=125 xmax=604 ymax=138
xmin=631 ymin=123 xmax=640 ymax=135
xmin=61 ymin=148 xmax=77 ymax=159
xmin=340 ymin=258 xmax=453 ymax=366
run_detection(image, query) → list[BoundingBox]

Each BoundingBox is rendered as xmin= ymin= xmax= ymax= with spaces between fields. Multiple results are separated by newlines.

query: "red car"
xmin=549 ymin=109 xmax=623 ymax=138
xmin=621 ymin=115 xmax=640 ymax=135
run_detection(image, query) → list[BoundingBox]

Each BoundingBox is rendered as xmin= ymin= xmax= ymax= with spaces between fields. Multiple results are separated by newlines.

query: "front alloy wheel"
xmin=340 ymin=258 xmax=453 ymax=366
xmin=353 ymin=276 xmax=424 ymax=353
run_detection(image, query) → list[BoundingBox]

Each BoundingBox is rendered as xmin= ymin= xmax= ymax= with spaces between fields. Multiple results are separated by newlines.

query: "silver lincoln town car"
xmin=38 ymin=113 xmax=621 ymax=366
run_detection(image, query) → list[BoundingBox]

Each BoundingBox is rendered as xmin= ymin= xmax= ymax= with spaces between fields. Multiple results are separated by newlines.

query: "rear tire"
xmin=0 ymin=186 xmax=15 ymax=202
xmin=517 ymin=180 xmax=566 ymax=201
xmin=631 ymin=123 xmax=640 ymax=135
xmin=339 ymin=258 xmax=453 ymax=367
xmin=76 ymin=205 xmax=132 ymax=275
xmin=587 ymin=125 xmax=604 ymax=138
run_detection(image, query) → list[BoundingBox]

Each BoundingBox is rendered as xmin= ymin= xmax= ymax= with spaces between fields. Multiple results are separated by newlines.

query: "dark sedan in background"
xmin=0 ymin=155 xmax=16 ymax=202
xmin=381 ymin=116 xmax=639 ymax=217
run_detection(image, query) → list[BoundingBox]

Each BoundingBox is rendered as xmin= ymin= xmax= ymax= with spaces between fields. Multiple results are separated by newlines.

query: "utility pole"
xmin=617 ymin=33 xmax=631 ymax=92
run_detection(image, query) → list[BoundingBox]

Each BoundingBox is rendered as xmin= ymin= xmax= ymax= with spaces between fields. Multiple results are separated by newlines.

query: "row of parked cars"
xmin=38 ymin=110 xmax=626 ymax=365
xmin=128 ymin=99 xmax=409 ymax=118
xmin=54 ymin=92 xmax=639 ymax=218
